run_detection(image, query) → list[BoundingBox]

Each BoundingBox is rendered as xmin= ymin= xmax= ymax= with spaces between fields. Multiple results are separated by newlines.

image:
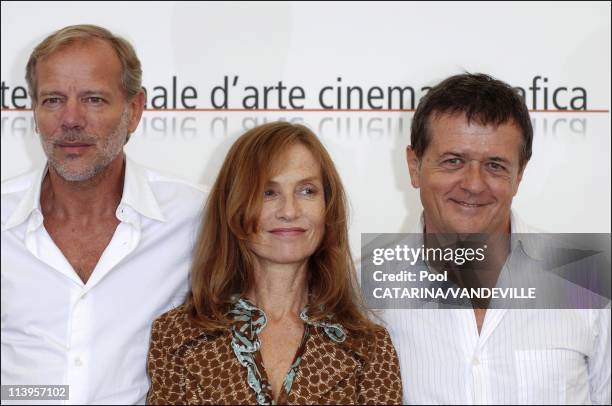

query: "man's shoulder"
xmin=129 ymin=160 xmax=208 ymax=218
xmin=140 ymin=164 xmax=207 ymax=198
xmin=511 ymin=210 xmax=546 ymax=234
xmin=1 ymin=169 xmax=41 ymax=228
xmin=149 ymin=169 xmax=207 ymax=202
xmin=1 ymin=169 xmax=38 ymax=196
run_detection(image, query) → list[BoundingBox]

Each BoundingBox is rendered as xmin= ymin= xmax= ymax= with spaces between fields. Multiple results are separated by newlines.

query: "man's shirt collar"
xmin=3 ymin=156 xmax=166 ymax=232
xmin=2 ymin=166 xmax=46 ymax=231
xmin=121 ymin=157 xmax=166 ymax=223
xmin=414 ymin=210 xmax=543 ymax=260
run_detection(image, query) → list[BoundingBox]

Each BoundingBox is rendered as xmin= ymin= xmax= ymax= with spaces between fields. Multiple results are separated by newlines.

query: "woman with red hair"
xmin=147 ymin=121 xmax=402 ymax=404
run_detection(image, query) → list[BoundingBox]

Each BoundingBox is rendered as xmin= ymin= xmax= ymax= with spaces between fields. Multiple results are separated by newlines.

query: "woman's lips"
xmin=269 ymin=227 xmax=306 ymax=237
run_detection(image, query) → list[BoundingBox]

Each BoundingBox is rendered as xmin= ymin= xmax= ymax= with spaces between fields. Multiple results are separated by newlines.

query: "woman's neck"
xmin=247 ymin=260 xmax=309 ymax=322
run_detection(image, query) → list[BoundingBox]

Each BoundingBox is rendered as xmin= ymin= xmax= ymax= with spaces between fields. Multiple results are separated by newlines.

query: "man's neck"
xmin=423 ymin=233 xmax=511 ymax=301
xmin=40 ymin=154 xmax=125 ymax=222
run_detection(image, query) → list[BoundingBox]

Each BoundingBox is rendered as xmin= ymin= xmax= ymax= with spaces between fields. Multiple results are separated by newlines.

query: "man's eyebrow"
xmin=438 ymin=152 xmax=465 ymax=159
xmin=38 ymin=90 xmax=65 ymax=97
xmin=488 ymin=156 xmax=511 ymax=164
xmin=438 ymin=152 xmax=511 ymax=164
xmin=38 ymin=90 xmax=112 ymax=97
xmin=80 ymin=90 xmax=112 ymax=97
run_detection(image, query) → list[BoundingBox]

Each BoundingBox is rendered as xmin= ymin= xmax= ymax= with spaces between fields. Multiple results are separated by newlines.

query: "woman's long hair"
xmin=185 ymin=121 xmax=379 ymax=335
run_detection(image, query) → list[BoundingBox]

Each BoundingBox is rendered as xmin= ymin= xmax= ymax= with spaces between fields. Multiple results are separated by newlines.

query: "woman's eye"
xmin=298 ymin=185 xmax=319 ymax=196
xmin=263 ymin=190 xmax=277 ymax=199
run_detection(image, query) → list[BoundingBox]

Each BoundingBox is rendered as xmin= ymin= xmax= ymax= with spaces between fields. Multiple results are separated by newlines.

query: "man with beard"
xmin=1 ymin=25 xmax=205 ymax=404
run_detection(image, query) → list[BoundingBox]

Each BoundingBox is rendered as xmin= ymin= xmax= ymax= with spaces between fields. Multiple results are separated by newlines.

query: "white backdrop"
xmin=2 ymin=2 xmax=610 ymax=260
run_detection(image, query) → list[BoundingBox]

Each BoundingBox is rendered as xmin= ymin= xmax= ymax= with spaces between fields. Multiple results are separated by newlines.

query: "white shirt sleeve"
xmin=588 ymin=305 xmax=611 ymax=405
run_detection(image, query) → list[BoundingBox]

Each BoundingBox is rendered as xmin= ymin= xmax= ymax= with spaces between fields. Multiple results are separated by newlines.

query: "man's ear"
xmin=406 ymin=145 xmax=421 ymax=189
xmin=32 ymin=107 xmax=39 ymax=134
xmin=513 ymin=161 xmax=528 ymax=196
xmin=127 ymin=89 xmax=145 ymax=134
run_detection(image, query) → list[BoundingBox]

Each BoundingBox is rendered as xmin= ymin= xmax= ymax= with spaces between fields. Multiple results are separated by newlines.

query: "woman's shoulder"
xmin=152 ymin=304 xmax=191 ymax=332
xmin=299 ymin=323 xmax=401 ymax=398
xmin=151 ymin=304 xmax=225 ymax=351
xmin=341 ymin=324 xmax=397 ymax=362
xmin=344 ymin=324 xmax=403 ymax=404
xmin=366 ymin=325 xmax=398 ymax=359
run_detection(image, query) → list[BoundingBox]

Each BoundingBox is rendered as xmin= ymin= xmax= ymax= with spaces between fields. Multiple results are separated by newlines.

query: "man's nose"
xmin=60 ymin=98 xmax=86 ymax=130
xmin=460 ymin=161 xmax=487 ymax=194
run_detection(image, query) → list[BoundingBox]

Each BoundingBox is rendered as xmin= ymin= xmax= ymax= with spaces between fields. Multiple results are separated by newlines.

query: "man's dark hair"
xmin=411 ymin=73 xmax=533 ymax=168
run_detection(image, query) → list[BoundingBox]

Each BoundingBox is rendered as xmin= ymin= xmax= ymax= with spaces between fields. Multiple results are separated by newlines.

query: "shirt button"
xmin=472 ymin=357 xmax=480 ymax=366
xmin=80 ymin=292 xmax=87 ymax=300
xmin=74 ymin=357 xmax=83 ymax=367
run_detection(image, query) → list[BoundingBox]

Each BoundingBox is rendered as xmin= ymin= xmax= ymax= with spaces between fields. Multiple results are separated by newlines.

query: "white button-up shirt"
xmin=383 ymin=212 xmax=611 ymax=404
xmin=1 ymin=157 xmax=206 ymax=404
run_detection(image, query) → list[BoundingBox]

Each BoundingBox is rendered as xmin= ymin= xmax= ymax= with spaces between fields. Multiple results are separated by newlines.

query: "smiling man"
xmin=384 ymin=73 xmax=610 ymax=404
xmin=1 ymin=25 xmax=205 ymax=404
xmin=407 ymin=110 xmax=526 ymax=236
